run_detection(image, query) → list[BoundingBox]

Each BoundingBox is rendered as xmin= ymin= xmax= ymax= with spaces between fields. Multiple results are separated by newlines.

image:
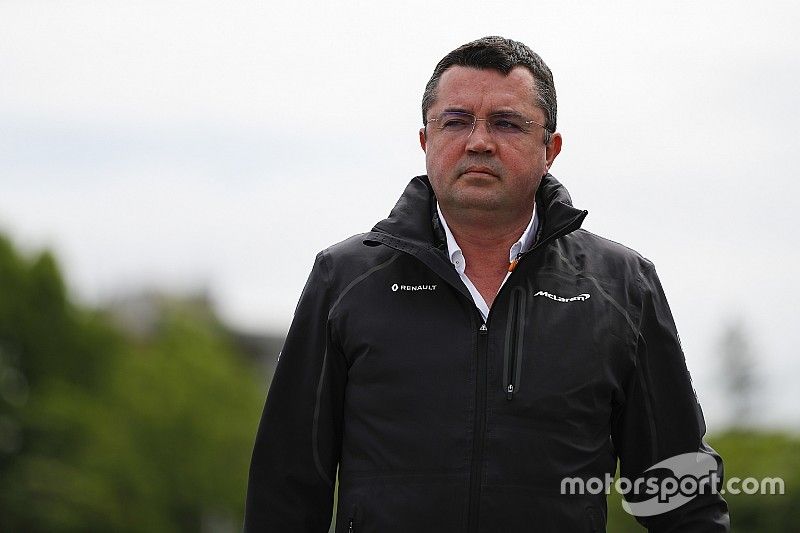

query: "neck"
xmin=441 ymin=204 xmax=533 ymax=262
xmin=440 ymin=204 xmax=534 ymax=310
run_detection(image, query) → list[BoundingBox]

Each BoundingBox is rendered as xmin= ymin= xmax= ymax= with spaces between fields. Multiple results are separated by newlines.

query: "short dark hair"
xmin=422 ymin=36 xmax=557 ymax=143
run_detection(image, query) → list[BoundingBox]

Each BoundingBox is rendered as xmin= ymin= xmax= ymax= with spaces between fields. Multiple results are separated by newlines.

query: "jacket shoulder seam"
xmin=328 ymin=250 xmax=402 ymax=316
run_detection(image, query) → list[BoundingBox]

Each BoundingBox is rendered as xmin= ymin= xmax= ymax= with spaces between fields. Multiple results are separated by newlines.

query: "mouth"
xmin=462 ymin=166 xmax=497 ymax=177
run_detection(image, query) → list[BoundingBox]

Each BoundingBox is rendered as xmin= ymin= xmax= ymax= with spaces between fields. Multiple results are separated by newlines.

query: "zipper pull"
xmin=478 ymin=323 xmax=488 ymax=335
xmin=348 ymin=518 xmax=354 ymax=533
xmin=506 ymin=383 xmax=514 ymax=400
xmin=508 ymin=252 xmax=522 ymax=272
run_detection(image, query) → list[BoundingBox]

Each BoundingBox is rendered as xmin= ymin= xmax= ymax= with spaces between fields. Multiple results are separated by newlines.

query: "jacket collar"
xmin=532 ymin=173 xmax=589 ymax=249
xmin=363 ymin=174 xmax=588 ymax=301
xmin=368 ymin=173 xmax=587 ymax=251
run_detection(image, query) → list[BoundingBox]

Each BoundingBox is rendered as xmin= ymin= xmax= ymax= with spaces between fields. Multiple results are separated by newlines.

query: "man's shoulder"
xmin=316 ymin=233 xmax=400 ymax=277
xmin=559 ymin=228 xmax=654 ymax=277
xmin=322 ymin=233 xmax=371 ymax=257
xmin=570 ymin=228 xmax=649 ymax=259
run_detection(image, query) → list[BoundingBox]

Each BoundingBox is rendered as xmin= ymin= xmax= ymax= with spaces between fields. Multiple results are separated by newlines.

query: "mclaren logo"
xmin=533 ymin=290 xmax=590 ymax=303
xmin=391 ymin=283 xmax=437 ymax=292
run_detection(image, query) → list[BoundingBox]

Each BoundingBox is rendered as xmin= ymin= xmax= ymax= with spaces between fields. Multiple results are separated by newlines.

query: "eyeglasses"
xmin=425 ymin=111 xmax=549 ymax=138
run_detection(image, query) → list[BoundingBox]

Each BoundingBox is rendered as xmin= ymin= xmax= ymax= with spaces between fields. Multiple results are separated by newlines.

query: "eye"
xmin=438 ymin=112 xmax=473 ymax=131
xmin=490 ymin=115 xmax=525 ymax=132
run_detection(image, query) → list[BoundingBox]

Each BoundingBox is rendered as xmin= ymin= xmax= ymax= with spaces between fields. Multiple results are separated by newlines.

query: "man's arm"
xmin=244 ymin=251 xmax=346 ymax=532
xmin=611 ymin=261 xmax=730 ymax=532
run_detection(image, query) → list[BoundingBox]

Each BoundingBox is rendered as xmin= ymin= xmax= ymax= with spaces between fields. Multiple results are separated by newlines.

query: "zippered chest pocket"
xmin=501 ymin=281 xmax=600 ymax=404
xmin=502 ymin=286 xmax=527 ymax=401
xmin=495 ymin=276 xmax=621 ymax=427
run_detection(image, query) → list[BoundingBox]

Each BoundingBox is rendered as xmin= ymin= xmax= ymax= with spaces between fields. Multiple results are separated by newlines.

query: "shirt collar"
xmin=436 ymin=202 xmax=539 ymax=274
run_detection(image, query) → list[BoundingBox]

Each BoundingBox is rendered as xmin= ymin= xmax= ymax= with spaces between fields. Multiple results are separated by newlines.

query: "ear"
xmin=545 ymin=132 xmax=562 ymax=171
xmin=419 ymin=128 xmax=427 ymax=152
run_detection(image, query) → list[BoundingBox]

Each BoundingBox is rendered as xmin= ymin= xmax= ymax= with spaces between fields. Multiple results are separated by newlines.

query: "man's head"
xmin=419 ymin=37 xmax=562 ymax=225
xmin=422 ymin=36 xmax=557 ymax=144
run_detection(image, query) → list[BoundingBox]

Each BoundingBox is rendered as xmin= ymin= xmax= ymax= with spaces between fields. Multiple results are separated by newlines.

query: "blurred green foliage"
xmin=0 ymin=234 xmax=265 ymax=532
xmin=0 ymin=233 xmax=797 ymax=531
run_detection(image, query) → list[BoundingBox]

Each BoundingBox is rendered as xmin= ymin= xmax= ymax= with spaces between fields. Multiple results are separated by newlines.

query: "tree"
xmin=0 ymin=233 xmax=265 ymax=532
xmin=718 ymin=318 xmax=759 ymax=428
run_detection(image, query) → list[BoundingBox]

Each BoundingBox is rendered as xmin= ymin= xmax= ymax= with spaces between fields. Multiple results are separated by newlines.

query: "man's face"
xmin=420 ymin=66 xmax=561 ymax=221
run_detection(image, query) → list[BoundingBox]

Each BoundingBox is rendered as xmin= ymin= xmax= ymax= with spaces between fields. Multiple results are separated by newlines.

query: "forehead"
xmin=433 ymin=65 xmax=539 ymax=114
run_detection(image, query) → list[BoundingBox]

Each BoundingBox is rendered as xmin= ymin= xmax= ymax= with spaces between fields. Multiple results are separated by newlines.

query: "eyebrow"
xmin=440 ymin=107 xmax=524 ymax=117
xmin=442 ymin=107 xmax=472 ymax=114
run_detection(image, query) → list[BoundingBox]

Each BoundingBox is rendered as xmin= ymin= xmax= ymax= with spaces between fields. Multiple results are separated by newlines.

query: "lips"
xmin=463 ymin=166 xmax=497 ymax=176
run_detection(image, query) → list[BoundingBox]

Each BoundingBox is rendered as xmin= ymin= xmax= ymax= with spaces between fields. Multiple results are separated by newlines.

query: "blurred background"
xmin=1 ymin=1 xmax=798 ymax=531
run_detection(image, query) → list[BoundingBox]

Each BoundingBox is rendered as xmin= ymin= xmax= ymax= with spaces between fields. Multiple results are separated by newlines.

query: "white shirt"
xmin=436 ymin=202 xmax=539 ymax=321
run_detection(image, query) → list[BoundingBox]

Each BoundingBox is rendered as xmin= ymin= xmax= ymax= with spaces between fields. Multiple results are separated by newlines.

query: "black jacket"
xmin=244 ymin=174 xmax=730 ymax=532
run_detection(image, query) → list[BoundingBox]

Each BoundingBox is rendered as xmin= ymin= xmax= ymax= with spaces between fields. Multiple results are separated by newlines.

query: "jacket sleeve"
xmin=611 ymin=261 xmax=730 ymax=532
xmin=244 ymin=251 xmax=347 ymax=532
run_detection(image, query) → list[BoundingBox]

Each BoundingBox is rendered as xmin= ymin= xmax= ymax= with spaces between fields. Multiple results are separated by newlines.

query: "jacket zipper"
xmin=467 ymin=317 xmax=489 ymax=533
xmin=503 ymin=286 xmax=526 ymax=401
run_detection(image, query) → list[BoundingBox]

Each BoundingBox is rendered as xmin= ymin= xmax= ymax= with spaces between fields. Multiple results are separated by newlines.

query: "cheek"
xmin=425 ymin=144 xmax=452 ymax=175
xmin=428 ymin=142 xmax=461 ymax=168
xmin=508 ymin=146 xmax=547 ymax=170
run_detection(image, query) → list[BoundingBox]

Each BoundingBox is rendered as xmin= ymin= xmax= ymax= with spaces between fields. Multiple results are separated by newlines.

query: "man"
xmin=245 ymin=36 xmax=730 ymax=531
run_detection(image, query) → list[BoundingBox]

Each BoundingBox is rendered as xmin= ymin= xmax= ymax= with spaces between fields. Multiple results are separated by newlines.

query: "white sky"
xmin=1 ymin=1 xmax=799 ymax=428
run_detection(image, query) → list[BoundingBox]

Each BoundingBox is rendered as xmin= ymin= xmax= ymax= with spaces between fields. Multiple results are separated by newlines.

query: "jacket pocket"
xmin=346 ymin=503 xmax=359 ymax=533
xmin=503 ymin=286 xmax=527 ymax=400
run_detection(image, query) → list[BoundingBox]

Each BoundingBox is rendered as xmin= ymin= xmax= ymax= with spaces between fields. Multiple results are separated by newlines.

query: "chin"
xmin=451 ymin=190 xmax=505 ymax=212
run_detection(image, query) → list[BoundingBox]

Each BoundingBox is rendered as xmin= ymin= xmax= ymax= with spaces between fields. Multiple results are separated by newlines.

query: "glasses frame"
xmin=425 ymin=111 xmax=550 ymax=137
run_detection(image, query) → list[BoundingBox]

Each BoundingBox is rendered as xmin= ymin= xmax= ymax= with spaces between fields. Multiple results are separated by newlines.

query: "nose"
xmin=465 ymin=118 xmax=496 ymax=154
